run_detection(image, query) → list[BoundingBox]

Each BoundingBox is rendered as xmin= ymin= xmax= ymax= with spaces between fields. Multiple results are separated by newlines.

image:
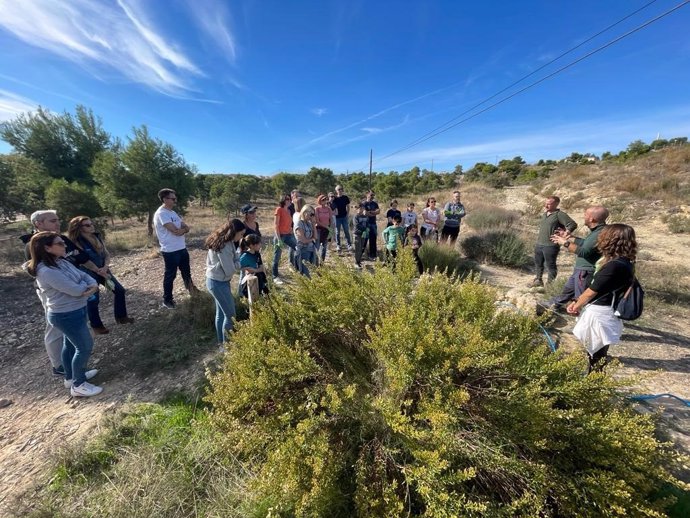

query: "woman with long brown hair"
xmin=68 ymin=216 xmax=133 ymax=335
xmin=205 ymin=218 xmax=246 ymax=346
xmin=567 ymin=224 xmax=637 ymax=371
xmin=28 ymin=231 xmax=102 ymax=397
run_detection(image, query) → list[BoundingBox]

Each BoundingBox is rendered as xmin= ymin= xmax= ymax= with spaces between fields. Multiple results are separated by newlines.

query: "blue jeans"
xmin=298 ymin=248 xmax=315 ymax=278
xmin=335 ymin=216 xmax=351 ymax=247
xmin=87 ymin=275 xmax=127 ymax=328
xmin=48 ymin=307 xmax=93 ymax=385
xmin=206 ymin=277 xmax=236 ymax=343
xmin=162 ymin=248 xmax=193 ymax=303
xmin=272 ymin=233 xmax=297 ymax=277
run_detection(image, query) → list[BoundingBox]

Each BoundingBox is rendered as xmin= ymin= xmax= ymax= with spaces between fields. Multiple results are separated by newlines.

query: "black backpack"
xmin=614 ymin=261 xmax=644 ymax=320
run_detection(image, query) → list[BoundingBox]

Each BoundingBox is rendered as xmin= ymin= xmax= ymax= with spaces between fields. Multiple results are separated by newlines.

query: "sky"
xmin=1 ymin=0 xmax=689 ymax=176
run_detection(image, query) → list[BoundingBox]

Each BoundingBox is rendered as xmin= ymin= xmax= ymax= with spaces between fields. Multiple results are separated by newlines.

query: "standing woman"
xmin=294 ymin=205 xmax=317 ymax=278
xmin=68 ymin=216 xmax=134 ymax=334
xmin=205 ymin=218 xmax=245 ymax=346
xmin=241 ymin=204 xmax=261 ymax=237
xmin=567 ymin=224 xmax=637 ymax=372
xmin=314 ymin=194 xmax=333 ymax=262
xmin=420 ymin=197 xmax=441 ymax=242
xmin=272 ymin=194 xmax=297 ymax=284
xmin=28 ymin=232 xmax=102 ymax=397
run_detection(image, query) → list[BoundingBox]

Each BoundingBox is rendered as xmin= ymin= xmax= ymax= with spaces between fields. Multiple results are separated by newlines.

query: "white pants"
xmin=573 ymin=304 xmax=623 ymax=356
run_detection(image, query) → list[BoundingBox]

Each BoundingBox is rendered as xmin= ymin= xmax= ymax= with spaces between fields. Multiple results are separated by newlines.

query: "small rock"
xmin=0 ymin=399 xmax=14 ymax=408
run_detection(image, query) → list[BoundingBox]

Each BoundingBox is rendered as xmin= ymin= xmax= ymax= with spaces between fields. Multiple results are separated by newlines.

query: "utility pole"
xmin=368 ymin=149 xmax=373 ymax=191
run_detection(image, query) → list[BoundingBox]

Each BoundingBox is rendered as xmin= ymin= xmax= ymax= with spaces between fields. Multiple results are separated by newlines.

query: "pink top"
xmin=315 ymin=205 xmax=332 ymax=228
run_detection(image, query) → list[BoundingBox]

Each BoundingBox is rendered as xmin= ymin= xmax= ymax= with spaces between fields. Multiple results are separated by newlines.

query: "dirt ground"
xmin=1 ymin=190 xmax=689 ymax=514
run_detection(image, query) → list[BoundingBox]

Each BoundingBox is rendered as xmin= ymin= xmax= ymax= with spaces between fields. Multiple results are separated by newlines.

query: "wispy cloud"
xmin=0 ymin=89 xmax=37 ymax=122
xmin=311 ymin=108 xmax=328 ymax=117
xmin=0 ymin=0 xmax=202 ymax=96
xmin=182 ymin=0 xmax=237 ymax=63
xmin=324 ymin=116 xmax=411 ymax=150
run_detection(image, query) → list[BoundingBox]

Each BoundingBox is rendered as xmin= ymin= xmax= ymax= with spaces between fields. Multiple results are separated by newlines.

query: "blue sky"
xmin=1 ymin=0 xmax=689 ymax=175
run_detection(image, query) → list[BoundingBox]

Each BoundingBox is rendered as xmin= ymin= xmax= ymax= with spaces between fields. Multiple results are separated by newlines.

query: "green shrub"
xmin=417 ymin=241 xmax=478 ymax=277
xmin=663 ymin=214 xmax=690 ymax=234
xmin=464 ymin=205 xmax=519 ymax=231
xmin=207 ymin=262 xmax=683 ymax=517
xmin=461 ymin=231 xmax=529 ymax=267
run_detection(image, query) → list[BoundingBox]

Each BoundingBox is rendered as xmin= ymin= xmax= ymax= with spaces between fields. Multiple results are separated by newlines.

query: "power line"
xmin=381 ymin=0 xmax=660 ymax=158
xmin=372 ymin=0 xmax=688 ymax=168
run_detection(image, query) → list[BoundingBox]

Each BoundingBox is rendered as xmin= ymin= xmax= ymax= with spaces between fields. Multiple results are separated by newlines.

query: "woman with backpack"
xmin=566 ymin=224 xmax=637 ymax=372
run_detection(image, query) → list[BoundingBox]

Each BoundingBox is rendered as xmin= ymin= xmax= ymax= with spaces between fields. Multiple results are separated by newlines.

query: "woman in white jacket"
xmin=205 ymin=218 xmax=246 ymax=346
xmin=27 ymin=232 xmax=102 ymax=397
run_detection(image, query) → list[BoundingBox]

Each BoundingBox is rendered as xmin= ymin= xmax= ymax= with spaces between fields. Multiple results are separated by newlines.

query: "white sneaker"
xmin=347 ymin=244 xmax=353 ymax=251
xmin=70 ymin=381 xmax=103 ymax=397
xmin=64 ymin=369 xmax=98 ymax=388
xmin=273 ymin=277 xmax=284 ymax=285
xmin=335 ymin=245 xmax=342 ymax=252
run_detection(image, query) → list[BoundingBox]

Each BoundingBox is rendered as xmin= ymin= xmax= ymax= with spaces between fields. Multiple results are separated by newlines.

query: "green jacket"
xmin=382 ymin=226 xmax=405 ymax=251
xmin=536 ymin=210 xmax=577 ymax=246
xmin=573 ymin=224 xmax=606 ymax=271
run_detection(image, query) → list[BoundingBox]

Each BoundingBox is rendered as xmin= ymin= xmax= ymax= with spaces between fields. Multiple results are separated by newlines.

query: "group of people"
xmin=22 ymin=186 xmax=639 ymax=398
xmin=531 ymin=196 xmax=639 ymax=371
xmin=270 ymin=187 xmax=468 ymax=279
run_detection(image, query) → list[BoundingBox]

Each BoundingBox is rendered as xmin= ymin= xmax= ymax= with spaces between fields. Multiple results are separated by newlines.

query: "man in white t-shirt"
xmin=154 ymin=188 xmax=197 ymax=309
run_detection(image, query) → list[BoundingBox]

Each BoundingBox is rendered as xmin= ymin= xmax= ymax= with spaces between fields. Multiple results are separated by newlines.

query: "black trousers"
xmin=441 ymin=225 xmax=460 ymax=244
xmin=162 ymin=248 xmax=193 ymax=303
xmin=534 ymin=244 xmax=560 ymax=282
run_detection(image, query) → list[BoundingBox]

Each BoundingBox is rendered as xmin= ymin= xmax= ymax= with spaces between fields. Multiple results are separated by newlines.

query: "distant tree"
xmin=211 ymin=175 xmax=260 ymax=215
xmin=465 ymin=162 xmax=498 ymax=182
xmin=626 ymin=140 xmax=651 ymax=158
xmin=271 ymin=172 xmax=302 ymax=197
xmin=373 ymin=173 xmax=405 ymax=201
xmin=91 ymin=126 xmax=194 ymax=235
xmin=0 ymin=154 xmax=51 ymax=222
xmin=650 ymin=139 xmax=669 ymax=150
xmin=45 ymin=179 xmax=104 ymax=223
xmin=669 ymin=137 xmax=688 ymax=146
xmin=302 ymin=167 xmax=335 ymax=195
xmin=1 ymin=105 xmax=111 ymax=184
xmin=339 ymin=172 xmax=369 ymax=200
xmin=601 ymin=151 xmax=613 ymax=161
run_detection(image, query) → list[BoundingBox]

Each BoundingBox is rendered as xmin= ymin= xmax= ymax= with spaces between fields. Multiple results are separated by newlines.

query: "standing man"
xmin=440 ymin=191 xmax=467 ymax=245
xmin=539 ymin=205 xmax=609 ymax=313
xmin=287 ymin=189 xmax=300 ymax=218
xmin=332 ymin=185 xmax=352 ymax=252
xmin=528 ymin=196 xmax=577 ymax=287
xmin=154 ymin=188 xmax=197 ymax=309
xmin=362 ymin=190 xmax=380 ymax=260
xmin=20 ymin=210 xmax=104 ymax=377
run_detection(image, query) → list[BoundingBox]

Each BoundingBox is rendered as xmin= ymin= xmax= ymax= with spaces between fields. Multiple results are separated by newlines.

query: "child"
xmin=382 ymin=214 xmax=405 ymax=265
xmin=404 ymin=224 xmax=424 ymax=275
xmin=401 ymin=202 xmax=418 ymax=228
xmin=385 ymin=200 xmax=402 ymax=227
xmin=351 ymin=203 xmax=370 ymax=268
xmin=239 ymin=234 xmax=269 ymax=297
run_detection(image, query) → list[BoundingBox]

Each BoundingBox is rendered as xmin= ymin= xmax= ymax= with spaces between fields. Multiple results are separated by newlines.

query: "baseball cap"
xmin=240 ymin=204 xmax=258 ymax=214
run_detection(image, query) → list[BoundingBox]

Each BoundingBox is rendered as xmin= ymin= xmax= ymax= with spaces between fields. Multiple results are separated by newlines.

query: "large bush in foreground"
xmin=207 ymin=254 xmax=682 ymax=517
xmin=461 ymin=230 xmax=529 ymax=267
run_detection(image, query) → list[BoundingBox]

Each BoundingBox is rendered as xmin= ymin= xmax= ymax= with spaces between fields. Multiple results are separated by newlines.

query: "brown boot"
xmin=92 ymin=326 xmax=110 ymax=335
xmin=116 ymin=317 xmax=135 ymax=324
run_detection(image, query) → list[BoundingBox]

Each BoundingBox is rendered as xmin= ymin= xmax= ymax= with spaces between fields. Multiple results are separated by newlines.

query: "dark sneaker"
xmin=162 ymin=300 xmax=176 ymax=309
xmin=528 ymin=278 xmax=543 ymax=288
xmin=92 ymin=326 xmax=109 ymax=335
xmin=52 ymin=365 xmax=65 ymax=377
xmin=536 ymin=301 xmax=558 ymax=316
xmin=116 ymin=317 xmax=135 ymax=324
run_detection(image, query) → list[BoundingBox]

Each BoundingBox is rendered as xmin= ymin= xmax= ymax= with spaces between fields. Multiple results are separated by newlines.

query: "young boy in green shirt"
xmin=382 ymin=215 xmax=405 ymax=265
